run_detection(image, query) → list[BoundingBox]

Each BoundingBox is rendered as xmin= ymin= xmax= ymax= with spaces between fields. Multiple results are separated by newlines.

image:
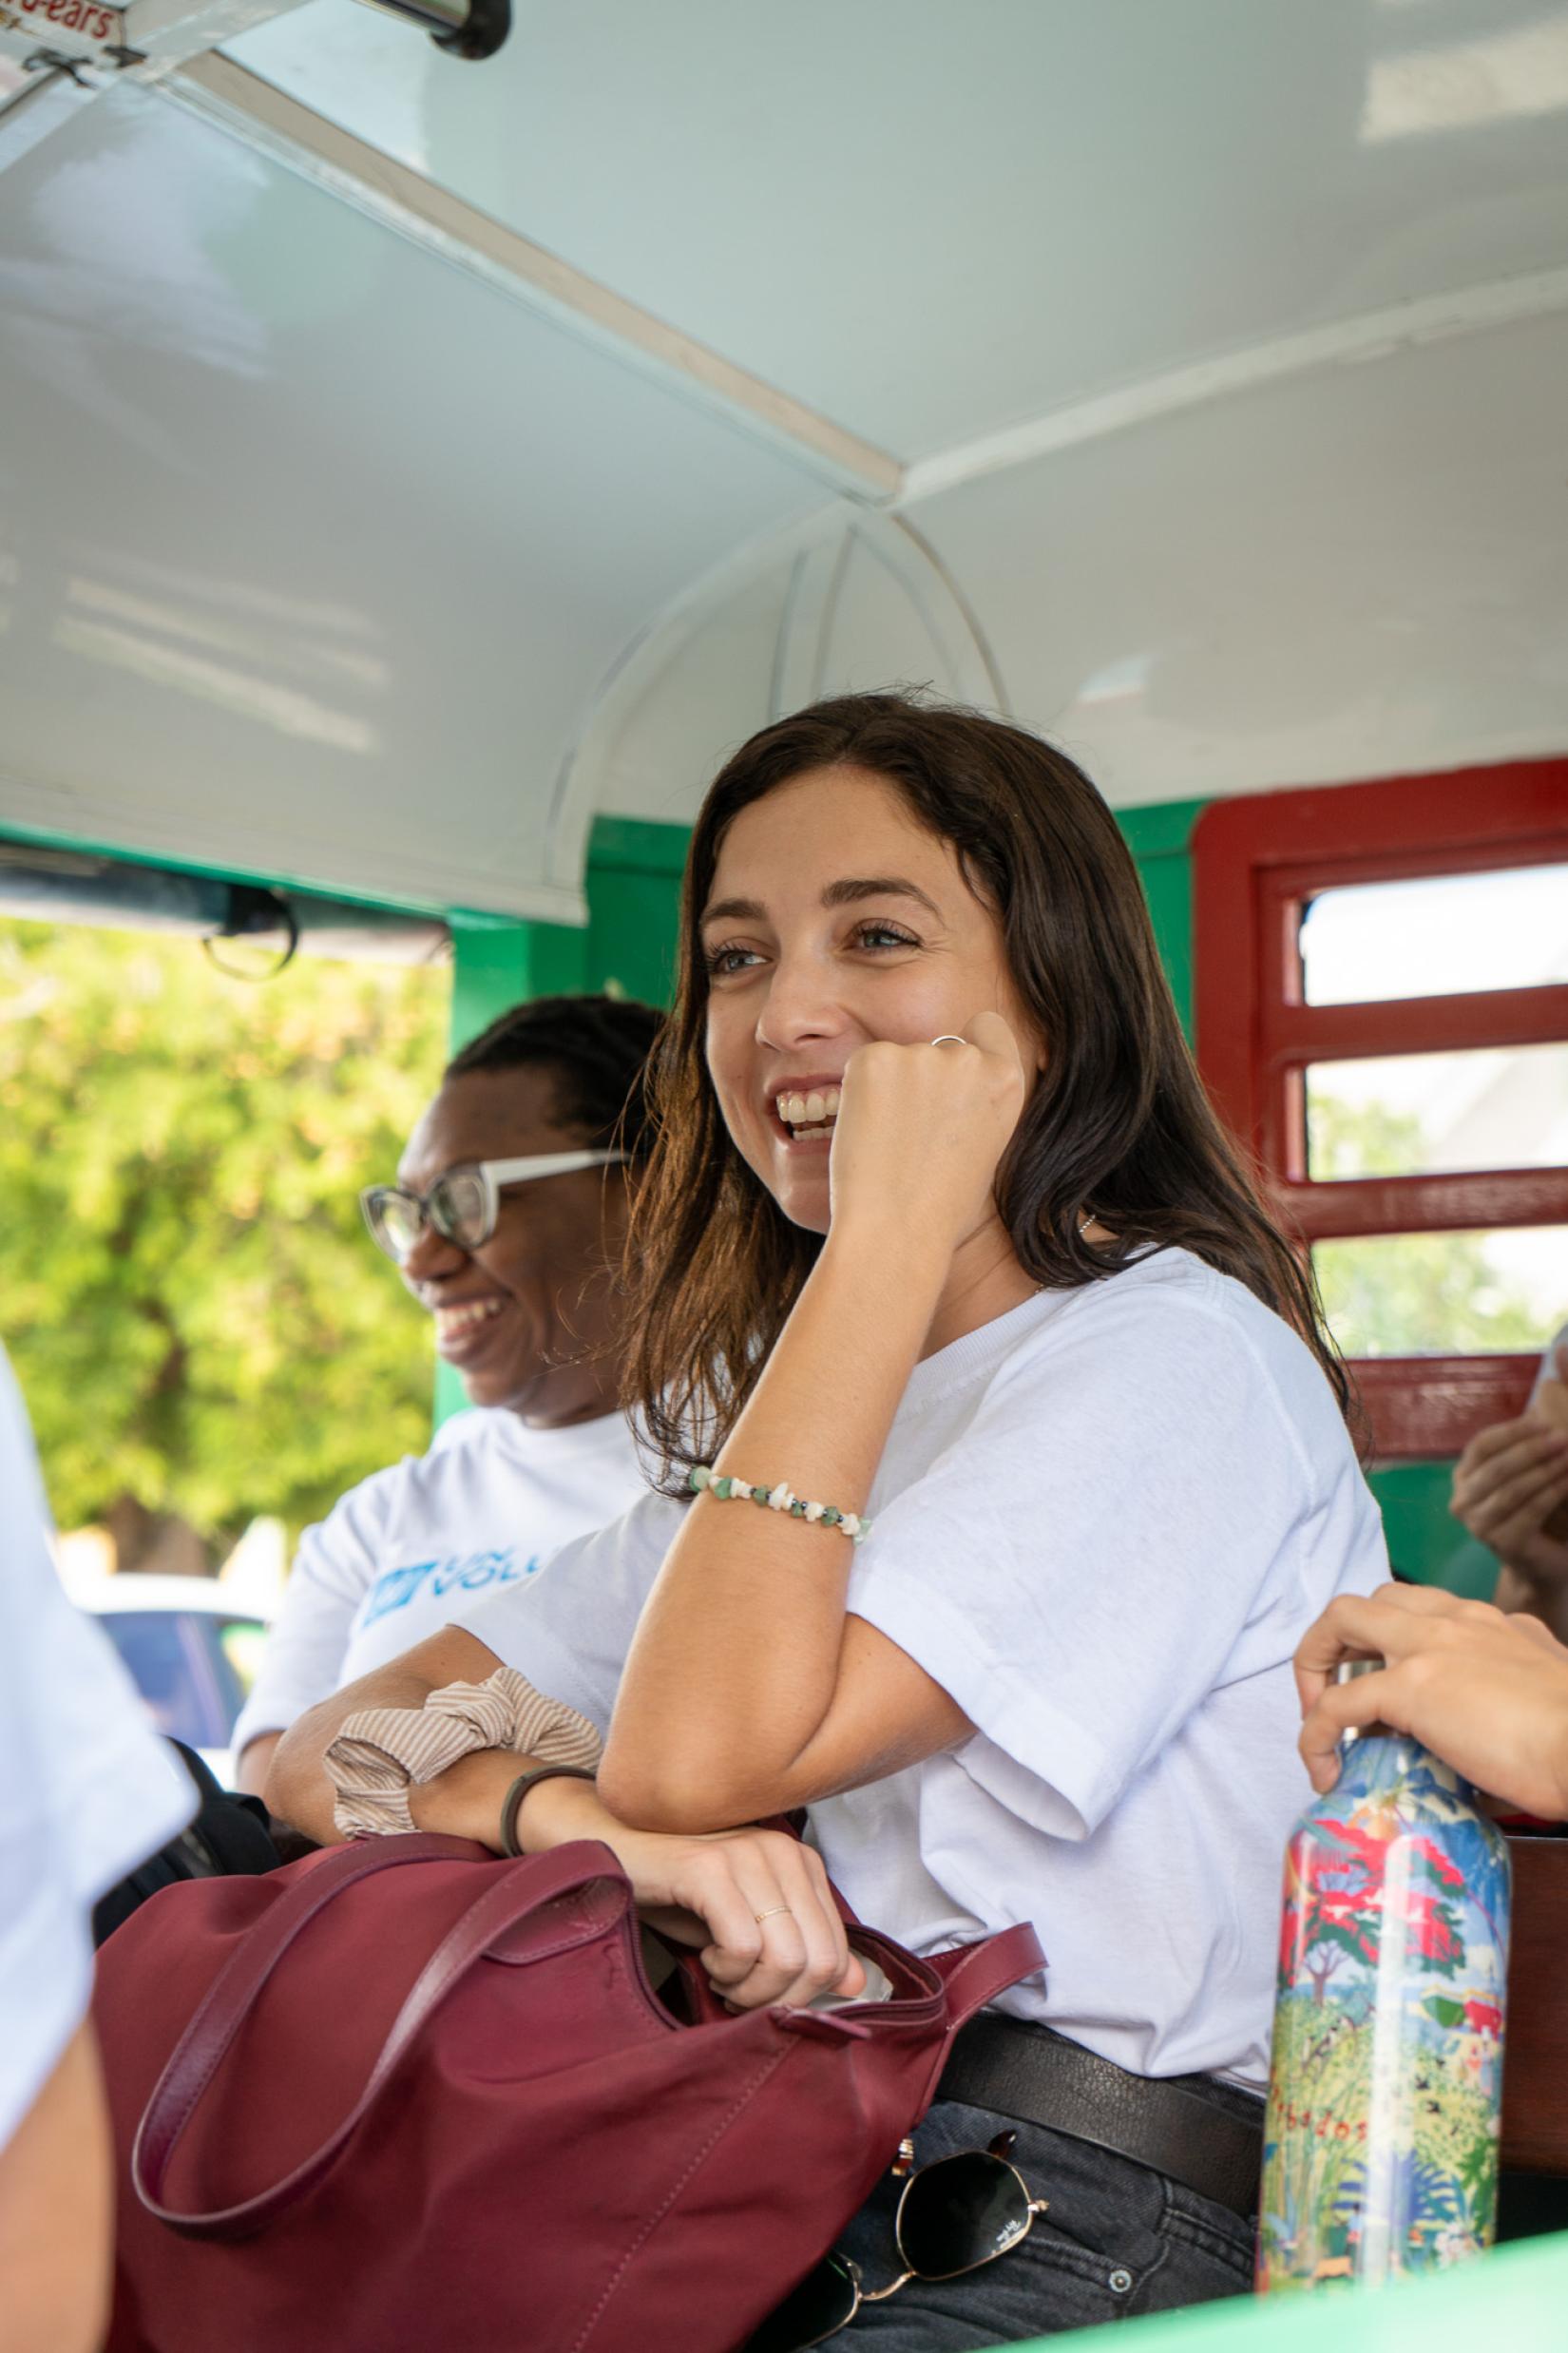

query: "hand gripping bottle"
xmin=1257 ymin=1661 xmax=1511 ymax=2291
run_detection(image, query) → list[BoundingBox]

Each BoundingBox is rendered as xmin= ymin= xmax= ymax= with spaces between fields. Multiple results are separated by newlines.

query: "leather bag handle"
xmin=930 ymin=1922 xmax=1044 ymax=2031
xmin=133 ymin=1835 xmax=631 ymax=2241
xmin=673 ymin=1918 xmax=1043 ymax=2032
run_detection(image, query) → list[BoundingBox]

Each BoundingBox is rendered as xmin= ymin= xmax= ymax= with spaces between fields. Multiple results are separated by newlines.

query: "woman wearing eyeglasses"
xmin=271 ymin=696 xmax=1386 ymax=2343
xmin=232 ymin=994 xmax=660 ymax=1795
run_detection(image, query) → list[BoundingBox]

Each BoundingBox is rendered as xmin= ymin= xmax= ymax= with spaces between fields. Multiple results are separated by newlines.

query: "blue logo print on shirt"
xmin=359 ymin=1548 xmax=540 ymax=1628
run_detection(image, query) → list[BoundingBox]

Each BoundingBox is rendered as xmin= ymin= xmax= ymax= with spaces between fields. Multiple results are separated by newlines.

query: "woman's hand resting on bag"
xmin=525 ymin=1775 xmax=866 ymax=2009
xmin=412 ymin=1751 xmax=865 ymax=2009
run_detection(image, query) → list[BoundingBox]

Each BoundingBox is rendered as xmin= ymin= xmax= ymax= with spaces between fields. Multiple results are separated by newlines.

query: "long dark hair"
xmin=627 ymin=692 xmax=1351 ymax=1486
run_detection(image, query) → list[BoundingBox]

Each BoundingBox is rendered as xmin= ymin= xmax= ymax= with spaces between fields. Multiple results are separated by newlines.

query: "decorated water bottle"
xmin=1257 ymin=1662 xmax=1511 ymax=2291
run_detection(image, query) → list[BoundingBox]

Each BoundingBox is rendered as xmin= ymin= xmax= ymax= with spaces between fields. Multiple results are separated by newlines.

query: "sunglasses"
xmin=746 ymin=2133 xmax=1056 ymax=2351
xmin=360 ymin=1151 xmax=629 ymax=1263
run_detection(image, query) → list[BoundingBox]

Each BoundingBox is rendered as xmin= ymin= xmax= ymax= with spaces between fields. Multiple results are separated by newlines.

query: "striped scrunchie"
xmin=326 ymin=1666 xmax=602 ymax=1839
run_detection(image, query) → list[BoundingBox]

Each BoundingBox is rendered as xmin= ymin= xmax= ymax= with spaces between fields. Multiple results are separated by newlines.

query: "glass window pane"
xmin=1300 ymin=866 xmax=1568 ymax=1005
xmin=1307 ymin=1043 xmax=1568 ymax=1180
xmin=1312 ymin=1226 xmax=1568 ymax=1359
xmin=215 ymin=1616 xmax=268 ymax=1699
xmin=95 ymin=1610 xmax=226 ymax=1748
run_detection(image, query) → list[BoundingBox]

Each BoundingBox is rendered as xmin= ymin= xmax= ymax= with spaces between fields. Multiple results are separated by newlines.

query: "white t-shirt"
xmin=455 ymin=1248 xmax=1387 ymax=2089
xmin=233 ymin=1406 xmax=646 ymax=1751
xmin=0 ymin=1350 xmax=193 ymax=2150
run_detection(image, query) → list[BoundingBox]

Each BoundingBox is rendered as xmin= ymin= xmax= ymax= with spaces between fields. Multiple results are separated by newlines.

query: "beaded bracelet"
xmin=687 ymin=1463 xmax=871 ymax=1544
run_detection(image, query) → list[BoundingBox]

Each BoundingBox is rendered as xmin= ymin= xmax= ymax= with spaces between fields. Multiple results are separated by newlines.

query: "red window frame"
xmin=1193 ymin=758 xmax=1568 ymax=1459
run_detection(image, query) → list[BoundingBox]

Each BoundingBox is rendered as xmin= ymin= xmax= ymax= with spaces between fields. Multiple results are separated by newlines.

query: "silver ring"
xmin=930 ymin=1034 xmax=967 ymax=1048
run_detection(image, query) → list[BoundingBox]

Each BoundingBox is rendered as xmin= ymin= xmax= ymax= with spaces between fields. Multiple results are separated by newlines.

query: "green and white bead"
xmin=687 ymin=1464 xmax=869 ymax=1541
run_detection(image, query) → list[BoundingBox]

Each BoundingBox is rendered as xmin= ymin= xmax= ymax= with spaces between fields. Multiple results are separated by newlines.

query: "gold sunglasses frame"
xmin=769 ymin=2134 xmax=1052 ymax=2350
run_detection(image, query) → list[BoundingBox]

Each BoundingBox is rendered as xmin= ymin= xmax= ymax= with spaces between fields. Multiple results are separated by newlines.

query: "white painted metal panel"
xmin=914 ymin=307 xmax=1568 ymax=806
xmin=0 ymin=85 xmax=834 ymax=915
xmin=562 ymin=310 xmax=1568 ymax=827
xmin=570 ymin=509 xmax=1001 ymax=831
xmin=225 ymin=0 xmax=1568 ymax=460
xmin=4 ymin=1 xmax=1565 ymax=895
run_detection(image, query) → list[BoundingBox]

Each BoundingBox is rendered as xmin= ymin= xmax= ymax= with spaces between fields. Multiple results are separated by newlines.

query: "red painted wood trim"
xmin=1266 ymin=831 xmax=1568 ymax=902
xmin=1265 ymin=983 xmax=1568 ymax=1065
xmin=1352 ymin=1355 xmax=1539 ymax=1461
xmin=1278 ymin=1168 xmax=1568 ymax=1240
xmin=1194 ymin=758 xmax=1568 ymax=1158
xmin=1194 ymin=760 xmax=1568 ymax=1462
xmin=1198 ymin=757 xmax=1568 ymax=874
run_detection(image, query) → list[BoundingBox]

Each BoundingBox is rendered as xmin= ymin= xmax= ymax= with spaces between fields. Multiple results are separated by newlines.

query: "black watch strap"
xmin=498 ymin=1764 xmax=598 ymax=1858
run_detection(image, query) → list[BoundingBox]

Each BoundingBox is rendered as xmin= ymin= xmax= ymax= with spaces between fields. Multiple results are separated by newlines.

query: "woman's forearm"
xmin=601 ymin=1218 xmax=945 ymax=1823
xmin=0 ymin=2020 xmax=112 ymax=2353
xmin=235 ymin=1730 xmax=281 ymax=1797
xmin=263 ymin=1626 xmax=505 ymax=1842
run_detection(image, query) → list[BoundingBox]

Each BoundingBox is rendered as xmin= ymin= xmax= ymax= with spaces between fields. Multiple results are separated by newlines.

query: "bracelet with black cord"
xmin=498 ymin=1764 xmax=599 ymax=1858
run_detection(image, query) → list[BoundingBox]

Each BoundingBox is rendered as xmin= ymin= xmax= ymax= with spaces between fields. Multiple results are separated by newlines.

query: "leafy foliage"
xmin=0 ymin=916 xmax=449 ymax=1554
xmin=1310 ymin=1099 xmax=1544 ymax=1358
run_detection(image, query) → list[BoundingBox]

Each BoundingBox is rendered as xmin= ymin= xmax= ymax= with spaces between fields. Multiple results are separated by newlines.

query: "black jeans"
xmin=831 ymin=2093 xmax=1256 ymax=2346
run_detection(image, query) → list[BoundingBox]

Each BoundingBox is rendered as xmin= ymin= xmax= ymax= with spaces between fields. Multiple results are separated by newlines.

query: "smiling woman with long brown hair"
xmin=272 ymin=692 xmax=1386 ymax=2346
xmin=628 ymin=693 xmax=1351 ymax=1486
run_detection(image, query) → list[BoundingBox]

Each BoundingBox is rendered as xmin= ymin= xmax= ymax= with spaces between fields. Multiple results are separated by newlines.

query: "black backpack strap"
xmin=93 ymin=1739 xmax=281 ymax=1946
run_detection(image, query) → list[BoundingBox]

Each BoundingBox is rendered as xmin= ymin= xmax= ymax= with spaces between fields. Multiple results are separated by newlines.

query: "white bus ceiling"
xmin=1 ymin=1 xmax=1565 ymax=924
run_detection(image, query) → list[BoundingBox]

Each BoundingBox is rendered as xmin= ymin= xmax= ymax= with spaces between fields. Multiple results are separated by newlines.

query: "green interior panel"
xmin=583 ymin=815 xmax=690 ymax=1010
xmin=1114 ymin=798 xmax=1208 ymax=1042
xmin=447 ymin=914 xmax=587 ymax=1049
xmin=447 ymin=817 xmax=690 ymax=1053
xmin=1367 ymin=1462 xmax=1500 ymax=1599
xmin=999 ymin=2228 xmax=1568 ymax=2353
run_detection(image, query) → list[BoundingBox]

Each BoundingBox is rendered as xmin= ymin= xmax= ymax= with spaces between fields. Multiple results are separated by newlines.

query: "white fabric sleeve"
xmin=0 ymin=1354 xmax=193 ymax=2150
xmin=450 ymin=1488 xmax=684 ymax=1737
xmin=847 ymin=1286 xmax=1348 ymax=1843
xmin=231 ymin=1470 xmax=398 ymax=1754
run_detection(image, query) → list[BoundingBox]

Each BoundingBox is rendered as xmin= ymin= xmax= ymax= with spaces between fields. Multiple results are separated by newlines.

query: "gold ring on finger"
xmin=753 ymin=1905 xmax=793 ymax=1923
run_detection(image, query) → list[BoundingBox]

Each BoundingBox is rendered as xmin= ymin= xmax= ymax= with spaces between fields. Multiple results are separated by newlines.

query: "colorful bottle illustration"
xmin=1257 ymin=1702 xmax=1511 ymax=2291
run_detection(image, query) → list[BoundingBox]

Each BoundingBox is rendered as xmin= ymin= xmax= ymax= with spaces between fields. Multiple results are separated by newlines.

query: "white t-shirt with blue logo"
xmin=232 ymin=1406 xmax=645 ymax=1754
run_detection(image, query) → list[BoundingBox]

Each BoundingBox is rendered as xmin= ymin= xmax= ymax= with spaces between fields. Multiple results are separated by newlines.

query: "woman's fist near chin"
xmin=827 ymin=1012 xmax=1029 ymax=1257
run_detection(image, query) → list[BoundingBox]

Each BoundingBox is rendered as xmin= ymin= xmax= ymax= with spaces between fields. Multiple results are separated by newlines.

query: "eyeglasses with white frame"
xmin=360 ymin=1151 xmax=629 ymax=1263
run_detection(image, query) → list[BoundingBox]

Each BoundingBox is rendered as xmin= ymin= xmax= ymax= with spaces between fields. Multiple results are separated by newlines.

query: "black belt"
xmin=937 ymin=2015 xmax=1263 ymax=2222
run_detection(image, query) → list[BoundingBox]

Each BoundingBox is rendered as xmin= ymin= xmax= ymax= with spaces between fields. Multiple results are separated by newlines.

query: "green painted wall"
xmin=1370 ymin=1463 xmax=1497 ymax=1597
xmin=1115 ymin=797 xmax=1208 ymax=1041
xmin=447 ymin=914 xmax=585 ymax=1047
xmin=447 ymin=817 xmax=689 ymax=1053
xmin=583 ymin=816 xmax=689 ymax=1010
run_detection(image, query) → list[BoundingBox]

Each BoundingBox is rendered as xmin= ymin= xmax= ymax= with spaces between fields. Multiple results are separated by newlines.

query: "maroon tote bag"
xmin=94 ymin=1832 xmax=1042 ymax=2353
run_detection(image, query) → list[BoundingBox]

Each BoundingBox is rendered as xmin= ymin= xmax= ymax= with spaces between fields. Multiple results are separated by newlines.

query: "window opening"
xmin=1194 ymin=760 xmax=1568 ymax=1458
